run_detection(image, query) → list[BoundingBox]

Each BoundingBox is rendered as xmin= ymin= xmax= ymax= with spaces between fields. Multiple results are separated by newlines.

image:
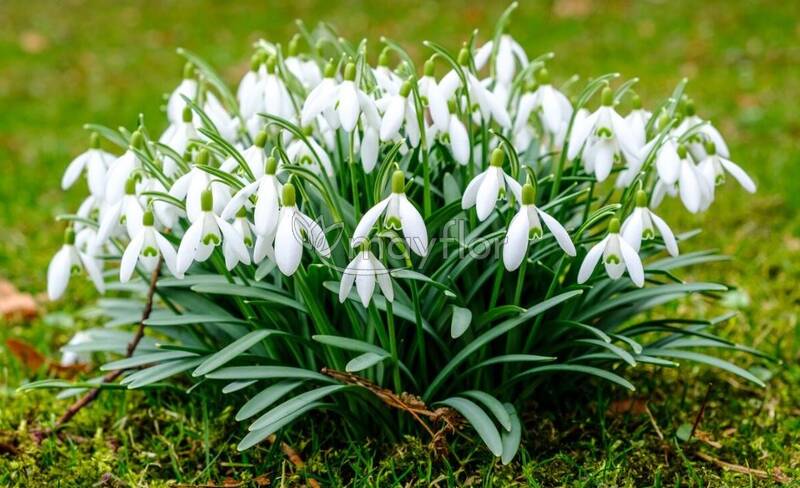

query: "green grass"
xmin=1 ymin=0 xmax=798 ymax=485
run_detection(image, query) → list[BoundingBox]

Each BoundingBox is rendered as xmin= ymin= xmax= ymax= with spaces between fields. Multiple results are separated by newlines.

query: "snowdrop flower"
xmin=300 ymin=61 xmax=339 ymax=128
xmin=61 ymin=132 xmax=114 ymax=199
xmin=203 ymin=91 xmax=239 ymax=142
xmin=523 ymin=68 xmax=573 ymax=137
xmin=120 ymin=210 xmax=179 ymax=282
xmin=261 ymin=56 xmax=296 ymax=120
xmin=47 ymin=228 xmax=105 ymax=300
xmin=567 ymin=87 xmax=639 ymax=182
xmin=60 ymin=331 xmax=91 ymax=367
xmin=503 ymin=183 xmax=576 ymax=271
xmin=160 ymin=106 xmax=199 ymax=177
xmin=676 ymin=144 xmax=713 ymax=213
xmin=577 ymin=218 xmax=644 ymax=287
xmin=221 ymin=156 xmax=281 ymax=236
xmin=439 ymin=48 xmax=511 ymax=129
xmin=306 ymin=62 xmax=375 ymax=134
xmin=621 ymin=190 xmax=679 ymax=257
xmin=360 ymin=122 xmax=380 ymax=173
xmin=274 ymin=183 xmax=331 ymax=276
xmin=232 ymin=206 xmax=255 ymax=250
xmin=220 ymin=130 xmax=268 ymax=178
xmin=677 ymin=99 xmax=730 ymax=160
xmin=96 ymin=177 xmax=144 ymax=244
xmin=105 ymin=131 xmax=144 ymax=204
xmin=284 ymin=35 xmax=322 ymax=91
xmin=352 ymin=170 xmax=428 ymax=257
xmin=474 ymin=33 xmax=528 ymax=86
xmin=418 ymin=58 xmax=450 ymax=133
xmin=380 ymin=81 xmax=420 ymax=147
xmin=698 ymin=141 xmax=756 ymax=198
xmin=171 ymin=149 xmax=231 ymax=223
xmin=238 ymin=53 xmax=267 ymax=122
xmin=373 ymin=49 xmax=402 ymax=95
xmin=166 ymin=63 xmax=198 ymax=124
xmin=176 ymin=190 xmax=250 ymax=275
xmin=444 ymin=102 xmax=470 ymax=165
xmin=286 ymin=130 xmax=334 ymax=176
xmin=339 ymin=244 xmax=394 ymax=307
xmin=462 ymin=148 xmax=522 ymax=221
xmin=625 ymin=93 xmax=651 ymax=149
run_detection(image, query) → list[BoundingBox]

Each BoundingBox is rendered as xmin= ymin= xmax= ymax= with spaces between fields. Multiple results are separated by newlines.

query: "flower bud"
xmin=391 ymin=170 xmax=405 ymax=193
xmin=704 ymin=140 xmax=716 ymax=155
xmin=457 ymin=47 xmax=469 ymax=66
xmin=130 ymin=130 xmax=144 ymax=149
xmin=521 ymin=183 xmax=536 ymax=205
xmin=684 ymin=98 xmax=696 ymax=116
xmin=635 ymin=190 xmax=647 ymax=207
xmin=608 ymin=217 xmax=621 ymax=234
xmin=676 ymin=144 xmax=688 ymax=159
xmin=288 ymin=35 xmax=301 ymax=56
xmin=249 ymin=53 xmax=262 ymax=72
xmin=236 ymin=206 xmax=248 ymax=218
xmin=343 ymin=62 xmax=356 ymax=81
xmin=378 ymin=48 xmax=390 ymax=67
xmin=324 ymin=59 xmax=337 ymax=78
xmin=265 ymin=156 xmax=278 ymax=175
xmin=534 ymin=67 xmax=550 ymax=85
xmin=125 ymin=177 xmax=137 ymax=195
xmin=255 ymin=130 xmax=268 ymax=148
xmin=201 ymin=189 xmax=213 ymax=212
xmin=490 ymin=148 xmax=505 ymax=168
xmin=182 ymin=105 xmax=193 ymax=123
xmin=424 ymin=58 xmax=435 ymax=77
xmin=282 ymin=183 xmax=296 ymax=206
xmin=399 ymin=80 xmax=412 ymax=98
xmin=631 ymin=93 xmax=642 ymax=110
xmin=197 ymin=148 xmax=210 ymax=165
xmin=265 ymin=55 xmax=277 ymax=74
xmin=143 ymin=210 xmax=155 ymax=226
xmin=90 ymin=132 xmax=101 ymax=149
xmin=601 ymin=86 xmax=614 ymax=107
xmin=183 ymin=62 xmax=196 ymax=80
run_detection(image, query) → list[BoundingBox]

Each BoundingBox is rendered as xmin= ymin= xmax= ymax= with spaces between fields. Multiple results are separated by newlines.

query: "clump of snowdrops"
xmin=34 ymin=5 xmax=765 ymax=460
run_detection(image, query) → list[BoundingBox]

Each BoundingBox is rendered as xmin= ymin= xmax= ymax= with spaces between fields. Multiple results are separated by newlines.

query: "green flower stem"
xmin=384 ymin=300 xmax=403 ymax=394
xmin=348 ymin=130 xmax=361 ymax=216
xmin=410 ymin=281 xmax=427 ymax=384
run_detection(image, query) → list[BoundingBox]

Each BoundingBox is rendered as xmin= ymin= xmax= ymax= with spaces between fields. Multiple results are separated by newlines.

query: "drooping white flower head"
xmin=462 ymin=148 xmax=522 ymax=221
xmin=567 ymin=86 xmax=639 ymax=182
xmin=676 ymin=143 xmax=713 ymax=213
xmin=621 ymin=190 xmax=679 ymax=257
xmin=286 ymin=130 xmax=334 ymax=176
xmin=624 ymin=93 xmax=652 ymax=150
xmin=577 ymin=218 xmax=644 ymax=287
xmin=300 ymin=60 xmax=340 ymax=128
xmin=61 ymin=132 xmax=114 ymax=199
xmin=120 ymin=210 xmax=179 ymax=282
xmin=221 ymin=156 xmax=282 ymax=237
xmin=47 ymin=228 xmax=105 ymax=300
xmin=96 ymin=176 xmax=145 ymax=244
xmin=439 ymin=48 xmax=511 ymax=129
xmin=380 ymin=80 xmax=421 ymax=147
xmin=238 ymin=53 xmax=267 ymax=122
xmin=171 ymin=149 xmax=232 ymax=223
xmin=105 ymin=131 xmax=145 ymax=204
xmin=160 ymin=105 xmax=199 ymax=177
xmin=219 ymin=130 xmax=268 ymax=179
xmin=302 ymin=62 xmax=377 ymax=134
xmin=474 ymin=34 xmax=528 ymax=86
xmin=261 ymin=55 xmax=297 ymax=121
xmin=339 ymin=245 xmax=394 ymax=308
xmin=176 ymin=189 xmax=250 ymax=276
xmin=166 ymin=63 xmax=199 ymax=124
xmin=418 ymin=58 xmax=450 ymax=134
xmin=676 ymin=98 xmax=730 ymax=160
xmin=503 ymin=183 xmax=576 ymax=271
xmin=274 ymin=183 xmax=332 ymax=276
xmin=284 ymin=35 xmax=322 ymax=91
xmin=528 ymin=68 xmax=574 ymax=137
xmin=352 ymin=170 xmax=428 ymax=257
xmin=372 ymin=49 xmax=402 ymax=96
xmin=698 ymin=141 xmax=756 ymax=199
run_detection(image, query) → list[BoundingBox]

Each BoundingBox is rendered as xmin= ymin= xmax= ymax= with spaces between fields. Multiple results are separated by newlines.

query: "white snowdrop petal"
xmin=337 ymin=82 xmax=360 ymax=132
xmin=176 ymin=218 xmax=204 ymax=275
xmin=449 ymin=116 xmax=470 ymax=165
xmin=503 ymin=208 xmax=529 ymax=271
xmin=621 ymin=209 xmax=644 ymax=252
xmin=399 ymin=196 xmax=428 ymax=257
xmin=537 ymin=208 xmax=576 ymax=256
xmin=360 ymin=126 xmax=379 ymax=173
xmin=339 ymin=257 xmax=359 ymax=303
xmin=47 ymin=247 xmax=72 ymax=300
xmin=222 ymin=180 xmax=260 ymax=221
xmin=62 ymin=152 xmax=89 ymax=190
xmin=80 ymin=253 xmax=106 ymax=293
xmin=371 ymin=255 xmax=394 ymax=302
xmin=352 ymin=197 xmax=391 ymax=247
xmin=719 ymin=158 xmax=756 ymax=193
xmin=275 ymin=208 xmax=304 ymax=276
xmin=299 ymin=212 xmax=331 ymax=258
xmin=649 ymin=211 xmax=679 ymax=257
xmin=154 ymin=232 xmax=180 ymax=277
xmin=679 ymin=161 xmax=702 ymax=213
xmin=461 ymin=171 xmax=486 ymax=210
xmin=119 ymin=232 xmax=145 ymax=283
xmin=619 ymin=237 xmax=645 ymax=287
xmin=254 ymin=180 xmax=280 ymax=236
xmin=475 ymin=170 xmax=500 ymax=221
xmin=355 ymin=258 xmax=376 ymax=308
xmin=380 ymin=95 xmax=405 ymax=142
xmin=577 ymin=237 xmax=608 ymax=284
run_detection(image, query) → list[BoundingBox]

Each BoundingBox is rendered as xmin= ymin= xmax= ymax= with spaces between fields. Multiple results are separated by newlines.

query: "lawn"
xmin=0 ymin=0 xmax=798 ymax=485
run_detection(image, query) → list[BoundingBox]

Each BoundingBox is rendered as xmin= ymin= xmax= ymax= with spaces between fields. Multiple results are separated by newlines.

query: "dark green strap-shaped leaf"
xmin=191 ymin=284 xmax=307 ymax=313
xmin=312 ymin=335 xmax=388 ymax=356
xmin=465 ymin=354 xmax=556 ymax=374
xmin=424 ymin=290 xmax=583 ymax=400
xmin=193 ymin=330 xmax=273 ymax=377
xmin=436 ymin=397 xmax=503 ymax=457
xmin=237 ymin=401 xmax=328 ymax=451
xmin=390 ymin=269 xmax=456 ymax=298
xmin=460 ymin=391 xmax=512 ymax=431
xmin=512 ymin=364 xmax=635 ymax=391
xmin=450 ymin=306 xmax=472 ymax=339
xmin=205 ymin=366 xmax=334 ymax=383
xmin=248 ymin=385 xmax=349 ymax=431
xmin=235 ymin=381 xmax=304 ymax=421
xmin=576 ymin=283 xmax=727 ymax=322
xmin=222 ymin=380 xmax=257 ymax=394
xmin=124 ymin=358 xmax=204 ymax=389
xmin=575 ymin=339 xmax=637 ymax=367
xmin=101 ymin=351 xmax=198 ymax=371
xmin=643 ymin=348 xmax=766 ymax=387
xmin=144 ymin=313 xmax=247 ymax=326
xmin=500 ymin=403 xmax=522 ymax=465
xmin=345 ymin=352 xmax=388 ymax=372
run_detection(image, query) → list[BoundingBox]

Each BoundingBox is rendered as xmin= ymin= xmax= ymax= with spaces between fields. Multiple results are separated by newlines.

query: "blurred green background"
xmin=0 ymin=0 xmax=798 ymax=485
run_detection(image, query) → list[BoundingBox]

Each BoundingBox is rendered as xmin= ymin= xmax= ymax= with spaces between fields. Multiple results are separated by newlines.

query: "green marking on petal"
xmin=142 ymin=246 xmax=159 ymax=257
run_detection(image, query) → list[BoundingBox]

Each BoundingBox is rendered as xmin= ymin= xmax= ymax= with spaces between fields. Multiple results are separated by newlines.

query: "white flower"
xmin=302 ymin=62 xmax=376 ymax=133
xmin=105 ymin=131 xmax=145 ymax=204
xmin=285 ymin=37 xmax=322 ymax=90
xmin=520 ymin=68 xmax=573 ymax=137
xmin=61 ymin=133 xmax=114 ymax=199
xmin=352 ymin=170 xmax=428 ymax=257
xmin=474 ymin=34 xmax=528 ymax=86
xmin=503 ymin=183 xmax=576 ymax=271
xmin=380 ymin=81 xmax=420 ymax=147
xmin=166 ymin=64 xmax=198 ymax=124
xmin=120 ymin=210 xmax=179 ymax=282
xmin=698 ymin=142 xmax=756 ymax=198
xmin=47 ymin=228 xmax=105 ymax=300
xmin=220 ymin=131 xmax=268 ymax=179
xmin=621 ymin=191 xmax=679 ymax=257
xmin=624 ymin=94 xmax=651 ymax=149
xmin=567 ymin=87 xmax=639 ymax=182
xmin=203 ymin=92 xmax=239 ymax=142
xmin=159 ymin=105 xmax=198 ymax=177
xmin=439 ymin=48 xmax=511 ymax=129
xmin=221 ymin=156 xmax=281 ymax=236
xmin=373 ymin=50 xmax=402 ymax=95
xmin=339 ymin=247 xmax=394 ymax=307
xmin=171 ymin=151 xmax=231 ymax=223
xmin=286 ymin=134 xmax=334 ymax=176
xmin=176 ymin=190 xmax=250 ymax=275
xmin=300 ymin=62 xmax=339 ymax=127
xmin=418 ymin=59 xmax=450 ymax=133
xmin=238 ymin=54 xmax=267 ymax=121
xmin=60 ymin=331 xmax=91 ymax=367
xmin=360 ymin=124 xmax=380 ymax=173
xmin=461 ymin=148 xmax=522 ymax=221
xmin=577 ymin=218 xmax=644 ymax=287
xmin=676 ymin=144 xmax=713 ymax=213
xmin=676 ymin=99 xmax=730 ymax=160
xmin=96 ymin=177 xmax=145 ymax=244
xmin=274 ymin=183 xmax=331 ymax=276
xmin=261 ymin=56 xmax=296 ymax=120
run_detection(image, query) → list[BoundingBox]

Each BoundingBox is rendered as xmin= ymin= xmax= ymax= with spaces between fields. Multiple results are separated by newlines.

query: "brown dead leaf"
xmin=19 ymin=31 xmax=49 ymax=54
xmin=694 ymin=429 xmax=723 ymax=449
xmin=6 ymin=338 xmax=46 ymax=371
xmin=606 ymin=398 xmax=648 ymax=416
xmin=253 ymin=475 xmax=270 ymax=487
xmin=0 ymin=279 xmax=38 ymax=321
